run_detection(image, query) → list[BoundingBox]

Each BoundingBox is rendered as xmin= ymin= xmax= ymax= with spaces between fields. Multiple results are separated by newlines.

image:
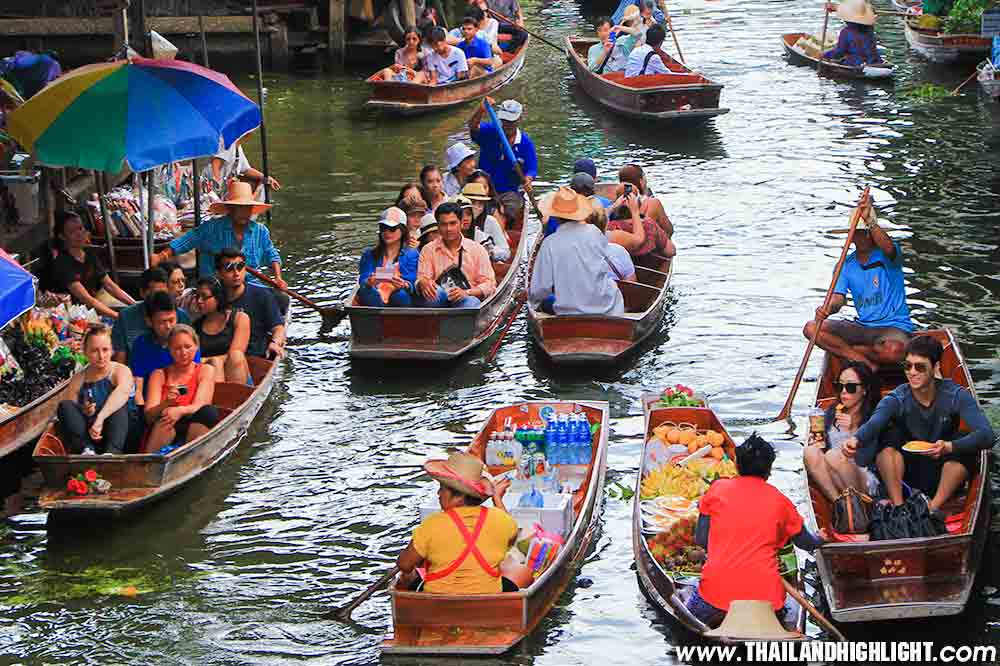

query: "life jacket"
xmin=423 ymin=507 xmax=501 ymax=582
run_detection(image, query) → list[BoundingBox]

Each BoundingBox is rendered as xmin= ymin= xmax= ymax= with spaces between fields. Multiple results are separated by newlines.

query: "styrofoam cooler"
xmin=419 ymin=491 xmax=575 ymax=538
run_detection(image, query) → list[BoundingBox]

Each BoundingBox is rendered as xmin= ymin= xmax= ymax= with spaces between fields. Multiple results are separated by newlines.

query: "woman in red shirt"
xmin=686 ymin=434 xmax=830 ymax=627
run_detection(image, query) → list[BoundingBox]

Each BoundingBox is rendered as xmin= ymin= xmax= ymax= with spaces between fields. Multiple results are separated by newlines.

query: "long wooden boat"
xmin=903 ymin=18 xmax=990 ymax=64
xmin=977 ymin=61 xmax=1000 ymax=100
xmin=780 ymin=33 xmax=895 ymax=80
xmin=382 ymin=400 xmax=610 ymax=655
xmin=805 ymin=328 xmax=991 ymax=622
xmin=31 ymin=321 xmax=288 ymax=518
xmin=632 ymin=397 xmax=808 ymax=642
xmin=565 ymin=37 xmax=729 ymax=123
xmin=364 ymin=38 xmax=530 ymax=115
xmin=345 ymin=225 xmax=532 ymax=360
xmin=0 ymin=372 xmax=80 ymax=461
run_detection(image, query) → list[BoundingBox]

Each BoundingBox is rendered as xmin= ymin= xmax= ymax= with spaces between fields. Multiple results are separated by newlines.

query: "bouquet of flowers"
xmin=656 ymin=384 xmax=704 ymax=408
xmin=66 ymin=469 xmax=112 ymax=496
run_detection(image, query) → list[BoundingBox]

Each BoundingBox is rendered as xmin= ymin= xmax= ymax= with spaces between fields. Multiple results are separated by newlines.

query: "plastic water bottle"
xmin=577 ymin=414 xmax=592 ymax=465
xmin=485 ymin=434 xmax=499 ymax=466
xmin=569 ymin=415 xmax=583 ymax=464
xmin=544 ymin=416 xmax=558 ymax=463
xmin=556 ymin=414 xmax=570 ymax=466
xmin=518 ymin=486 xmax=544 ymax=508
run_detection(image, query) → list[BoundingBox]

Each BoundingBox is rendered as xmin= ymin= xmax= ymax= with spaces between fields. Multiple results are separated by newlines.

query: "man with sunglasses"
xmin=215 ymin=248 xmax=286 ymax=360
xmin=804 ymin=208 xmax=912 ymax=370
xmin=844 ymin=336 xmax=994 ymax=513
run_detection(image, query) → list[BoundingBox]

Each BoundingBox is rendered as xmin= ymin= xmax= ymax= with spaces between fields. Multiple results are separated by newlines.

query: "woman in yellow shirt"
xmin=397 ymin=451 xmax=531 ymax=593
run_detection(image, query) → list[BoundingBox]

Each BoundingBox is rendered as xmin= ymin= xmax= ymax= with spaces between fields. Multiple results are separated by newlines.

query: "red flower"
xmin=84 ymin=469 xmax=98 ymax=483
xmin=66 ymin=479 xmax=76 ymax=493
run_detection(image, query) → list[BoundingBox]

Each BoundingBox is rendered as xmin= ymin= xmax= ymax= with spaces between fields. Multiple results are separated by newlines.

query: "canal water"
xmin=2 ymin=0 xmax=1000 ymax=663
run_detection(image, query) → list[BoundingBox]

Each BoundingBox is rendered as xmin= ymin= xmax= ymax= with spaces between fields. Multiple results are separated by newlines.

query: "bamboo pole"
xmin=251 ymin=0 xmax=273 ymax=224
xmin=198 ymin=14 xmax=210 ymax=67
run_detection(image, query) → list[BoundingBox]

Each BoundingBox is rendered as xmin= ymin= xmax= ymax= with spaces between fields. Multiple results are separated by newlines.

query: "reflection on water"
xmin=1 ymin=0 xmax=999 ymax=663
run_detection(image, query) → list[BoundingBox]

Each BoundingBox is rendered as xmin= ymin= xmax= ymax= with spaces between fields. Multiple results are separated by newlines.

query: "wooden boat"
xmin=382 ymin=400 xmax=610 ymax=655
xmin=780 ymin=33 xmax=895 ymax=80
xmin=903 ymin=17 xmax=990 ymax=64
xmin=0 ymin=372 xmax=80 ymax=461
xmin=345 ymin=225 xmax=532 ymax=360
xmin=31 ymin=333 xmax=287 ymax=518
xmin=977 ymin=60 xmax=1000 ymax=100
xmin=632 ymin=396 xmax=808 ymax=641
xmin=805 ymin=329 xmax=991 ymax=622
xmin=565 ymin=37 xmax=729 ymax=123
xmin=364 ymin=38 xmax=530 ymax=115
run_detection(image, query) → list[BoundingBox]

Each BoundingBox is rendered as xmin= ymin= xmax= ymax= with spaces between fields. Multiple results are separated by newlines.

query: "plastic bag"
xmin=525 ymin=524 xmax=563 ymax=576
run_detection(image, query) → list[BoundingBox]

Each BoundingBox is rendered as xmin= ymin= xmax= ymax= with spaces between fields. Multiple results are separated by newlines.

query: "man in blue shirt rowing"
xmin=467 ymin=97 xmax=538 ymax=224
xmin=804 ymin=208 xmax=912 ymax=370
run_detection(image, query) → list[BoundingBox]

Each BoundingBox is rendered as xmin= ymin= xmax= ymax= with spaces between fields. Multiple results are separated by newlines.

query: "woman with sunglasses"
xmin=358 ymin=207 xmax=420 ymax=307
xmin=193 ymin=277 xmax=251 ymax=385
xmin=804 ymin=361 xmax=881 ymax=503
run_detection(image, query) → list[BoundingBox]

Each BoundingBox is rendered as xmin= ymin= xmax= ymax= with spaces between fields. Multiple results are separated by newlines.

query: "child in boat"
xmin=686 ymin=434 xmax=830 ymax=628
xmin=822 ymin=0 xmax=885 ymax=67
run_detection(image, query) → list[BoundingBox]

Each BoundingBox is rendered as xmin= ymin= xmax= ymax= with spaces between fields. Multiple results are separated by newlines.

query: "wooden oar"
xmin=775 ymin=187 xmax=870 ymax=421
xmin=664 ymin=11 xmax=686 ymax=64
xmin=328 ymin=565 xmax=400 ymax=621
xmin=246 ymin=265 xmax=346 ymax=325
xmin=817 ymin=2 xmax=831 ymax=75
xmin=951 ymin=69 xmax=980 ymax=96
xmin=485 ymin=8 xmax=563 ymax=53
xmin=486 ymin=292 xmax=526 ymax=362
xmin=782 ymin=578 xmax=847 ymax=641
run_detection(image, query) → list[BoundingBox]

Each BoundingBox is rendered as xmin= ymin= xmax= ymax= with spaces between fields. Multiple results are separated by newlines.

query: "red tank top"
xmin=172 ymin=363 xmax=202 ymax=408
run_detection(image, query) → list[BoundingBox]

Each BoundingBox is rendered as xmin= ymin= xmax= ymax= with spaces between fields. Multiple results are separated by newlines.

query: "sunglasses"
xmin=222 ymin=261 xmax=246 ymax=273
xmin=380 ymin=224 xmax=402 ymax=232
xmin=903 ymin=361 xmax=930 ymax=374
xmin=833 ymin=381 xmax=862 ymax=394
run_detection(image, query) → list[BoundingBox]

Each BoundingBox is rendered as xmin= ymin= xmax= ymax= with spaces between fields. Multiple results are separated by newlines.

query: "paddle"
xmin=664 ymin=10 xmax=686 ymax=64
xmin=782 ymin=578 xmax=847 ymax=641
xmin=775 ymin=187 xmax=871 ymax=422
xmin=950 ymin=69 xmax=980 ymax=96
xmin=484 ymin=7 xmax=563 ymax=53
xmin=486 ymin=291 xmax=526 ymax=362
xmin=245 ymin=265 xmax=347 ymax=326
xmin=328 ymin=565 xmax=400 ymax=622
xmin=817 ymin=2 xmax=831 ymax=75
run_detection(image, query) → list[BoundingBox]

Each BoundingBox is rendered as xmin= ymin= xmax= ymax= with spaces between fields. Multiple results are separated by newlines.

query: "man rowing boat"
xmin=803 ymin=208 xmax=912 ymax=370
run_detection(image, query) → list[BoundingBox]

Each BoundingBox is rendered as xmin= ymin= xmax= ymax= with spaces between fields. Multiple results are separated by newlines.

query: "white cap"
xmin=379 ymin=206 xmax=406 ymax=228
xmin=445 ymin=142 xmax=477 ymax=171
xmin=497 ymin=99 xmax=523 ymax=122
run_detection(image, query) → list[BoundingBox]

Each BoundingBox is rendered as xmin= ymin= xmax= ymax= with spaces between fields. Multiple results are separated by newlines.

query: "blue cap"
xmin=573 ymin=158 xmax=597 ymax=179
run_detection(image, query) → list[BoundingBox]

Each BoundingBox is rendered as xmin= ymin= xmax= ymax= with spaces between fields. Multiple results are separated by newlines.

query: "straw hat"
xmin=539 ymin=186 xmax=593 ymax=222
xmin=704 ymin=600 xmax=804 ymax=641
xmin=419 ymin=213 xmax=439 ymax=239
xmin=461 ymin=181 xmax=492 ymax=201
xmin=424 ymin=451 xmax=494 ymax=500
xmin=208 ymin=180 xmax=272 ymax=216
xmin=623 ymin=4 xmax=640 ymax=23
xmin=451 ymin=194 xmax=474 ymax=210
xmin=837 ymin=0 xmax=877 ymax=26
xmin=829 ymin=207 xmax=899 ymax=234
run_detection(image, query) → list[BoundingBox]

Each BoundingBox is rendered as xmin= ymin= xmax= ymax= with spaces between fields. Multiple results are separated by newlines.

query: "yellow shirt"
xmin=412 ymin=506 xmax=518 ymax=594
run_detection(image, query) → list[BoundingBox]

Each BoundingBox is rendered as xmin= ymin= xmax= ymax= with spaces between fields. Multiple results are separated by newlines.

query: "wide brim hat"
xmin=446 ymin=142 xmax=477 ymax=171
xmin=539 ymin=186 xmax=593 ymax=222
xmin=424 ymin=451 xmax=494 ymax=500
xmin=829 ymin=207 xmax=903 ymax=234
xmin=703 ymin=600 xmax=804 ymax=641
xmin=208 ymin=180 xmax=272 ymax=216
xmin=461 ymin=181 xmax=492 ymax=201
xmin=837 ymin=0 xmax=877 ymax=26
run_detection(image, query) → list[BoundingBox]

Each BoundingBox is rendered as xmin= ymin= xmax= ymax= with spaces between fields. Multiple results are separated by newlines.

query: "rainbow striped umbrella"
xmin=7 ymin=57 xmax=261 ymax=173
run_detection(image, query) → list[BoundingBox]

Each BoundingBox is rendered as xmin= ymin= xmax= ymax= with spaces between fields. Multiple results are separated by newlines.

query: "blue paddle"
xmin=482 ymin=99 xmax=543 ymax=224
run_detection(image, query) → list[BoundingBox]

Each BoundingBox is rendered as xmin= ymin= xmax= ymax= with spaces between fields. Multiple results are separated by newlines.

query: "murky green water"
xmin=2 ymin=0 xmax=1000 ymax=663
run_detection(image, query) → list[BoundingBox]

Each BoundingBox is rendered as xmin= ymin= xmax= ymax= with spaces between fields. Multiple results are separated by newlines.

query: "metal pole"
xmin=96 ymin=171 xmax=118 ymax=283
xmin=251 ymin=0 xmax=273 ymax=224
xmin=192 ymin=158 xmax=202 ymax=272
xmin=144 ymin=171 xmax=154 ymax=268
xmin=198 ymin=14 xmax=210 ymax=67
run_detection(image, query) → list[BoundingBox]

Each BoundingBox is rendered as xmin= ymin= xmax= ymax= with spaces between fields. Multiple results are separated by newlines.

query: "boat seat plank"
xmin=619 ymin=280 xmax=660 ymax=313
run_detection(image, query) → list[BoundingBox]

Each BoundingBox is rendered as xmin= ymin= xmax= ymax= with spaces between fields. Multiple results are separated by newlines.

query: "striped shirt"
xmin=169 ymin=215 xmax=281 ymax=286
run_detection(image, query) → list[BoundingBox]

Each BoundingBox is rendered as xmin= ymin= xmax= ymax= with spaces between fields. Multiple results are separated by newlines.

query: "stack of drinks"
xmin=484 ymin=412 xmax=594 ymax=472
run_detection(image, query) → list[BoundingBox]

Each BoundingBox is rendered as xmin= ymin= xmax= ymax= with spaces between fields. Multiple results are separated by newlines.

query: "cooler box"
xmin=418 ymin=491 xmax=575 ymax=538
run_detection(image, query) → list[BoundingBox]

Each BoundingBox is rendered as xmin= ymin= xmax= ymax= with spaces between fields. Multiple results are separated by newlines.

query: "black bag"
xmin=436 ymin=247 xmax=471 ymax=292
xmin=832 ymin=487 xmax=873 ymax=534
xmin=869 ymin=491 xmax=946 ymax=540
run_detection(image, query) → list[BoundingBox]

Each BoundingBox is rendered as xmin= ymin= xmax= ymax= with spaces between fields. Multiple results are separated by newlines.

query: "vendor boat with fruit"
xmin=804 ymin=329 xmax=991 ymax=622
xmin=381 ymin=400 xmax=609 ymax=655
xmin=903 ymin=13 xmax=990 ymax=64
xmin=632 ymin=392 xmax=809 ymax=641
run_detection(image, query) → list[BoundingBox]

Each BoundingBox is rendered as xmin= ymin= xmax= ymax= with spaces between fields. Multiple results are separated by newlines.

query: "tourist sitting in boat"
xmin=396 ymin=451 xmax=531 ymax=593
xmin=542 ymin=172 xmax=628 ymax=240
xmin=606 ymin=184 xmax=674 ymax=260
xmin=57 ymin=324 xmax=136 ymax=455
xmin=40 ymin=211 xmax=136 ymax=320
xmin=402 ymin=200 xmax=428 ymax=243
xmin=418 ymin=215 xmax=440 ymax=249
xmin=529 ymin=187 xmax=624 ymax=316
xmin=415 ymin=202 xmax=497 ymax=308
xmin=143 ymin=325 xmax=219 ymax=452
xmin=153 ymin=180 xmax=285 ymax=295
xmin=449 ymin=6 xmax=501 ymax=52
xmin=395 ymin=182 xmax=425 ymax=211
xmin=468 ymin=97 xmax=538 ymax=222
xmin=804 ymin=361 xmax=881 ymax=502
xmin=111 ymin=267 xmax=192 ymax=364
xmin=129 ymin=291 xmax=202 ymax=405
xmin=822 ymin=0 xmax=884 ymax=67
xmin=463 ymin=0 xmax=502 ymax=47
xmin=588 ymin=17 xmax=628 ymax=74
xmin=573 ymin=158 xmax=611 ymax=207
xmin=443 ymin=143 xmax=478 ymax=197
xmin=844 ymin=336 xmax=995 ymax=513
xmin=419 ymin=165 xmax=448 ymax=212
xmin=160 ymin=260 xmax=195 ymax=316
xmin=461 ymin=183 xmax=512 ymax=261
xmin=686 ymin=434 xmax=831 ymax=628
xmin=467 ymin=169 xmax=508 ymax=230
xmin=618 ymin=164 xmax=675 ymax=246
xmin=605 ymin=5 xmax=645 ymax=72
xmin=214 ymin=248 xmax=286 ymax=359
xmin=486 ymin=0 xmax=527 ymax=51
xmin=585 ymin=198 xmax=637 ymax=282
xmin=454 ymin=14 xmax=502 ymax=77
xmin=357 ymin=207 xmax=420 ymax=308
xmin=426 ymin=27 xmax=470 ymax=85
xmin=376 ymin=27 xmax=430 ymax=83
xmin=625 ymin=24 xmax=673 ymax=78
xmin=803 ymin=207 xmax=911 ymax=370
xmin=193 ymin=277 xmax=252 ymax=385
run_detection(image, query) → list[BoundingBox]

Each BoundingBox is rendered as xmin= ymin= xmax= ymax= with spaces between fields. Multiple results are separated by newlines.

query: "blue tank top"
xmin=78 ymin=376 xmax=114 ymax=413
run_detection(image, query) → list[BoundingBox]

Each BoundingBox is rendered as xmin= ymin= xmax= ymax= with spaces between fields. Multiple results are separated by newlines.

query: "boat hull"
xmin=0 ymin=371 xmax=79 ymax=461
xmin=780 ymin=33 xmax=894 ymax=80
xmin=904 ymin=21 xmax=990 ymax=64
xmin=566 ymin=37 xmax=728 ymax=123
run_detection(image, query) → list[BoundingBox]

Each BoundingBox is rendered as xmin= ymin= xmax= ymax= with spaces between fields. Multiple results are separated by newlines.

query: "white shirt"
xmin=604 ymin=241 xmax=635 ymax=280
xmin=443 ymin=172 xmax=463 ymax=197
xmin=529 ymin=222 xmax=625 ymax=316
xmin=472 ymin=214 xmax=511 ymax=262
xmin=625 ymin=44 xmax=671 ymax=77
xmin=425 ymin=45 xmax=469 ymax=84
xmin=448 ymin=22 xmax=499 ymax=47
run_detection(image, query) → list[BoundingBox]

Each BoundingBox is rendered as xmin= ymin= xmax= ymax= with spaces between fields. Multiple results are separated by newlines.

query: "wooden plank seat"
xmin=619 ymin=280 xmax=660 ymax=314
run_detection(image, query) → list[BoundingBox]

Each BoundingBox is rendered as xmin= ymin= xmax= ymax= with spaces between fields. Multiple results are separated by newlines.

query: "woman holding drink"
xmin=803 ymin=361 xmax=881 ymax=502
